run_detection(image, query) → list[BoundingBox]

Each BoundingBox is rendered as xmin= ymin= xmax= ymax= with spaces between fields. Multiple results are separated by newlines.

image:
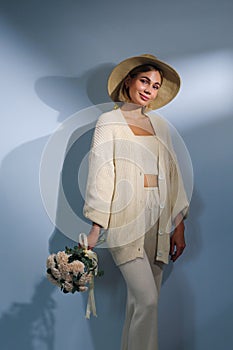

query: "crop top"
xmin=133 ymin=135 xmax=158 ymax=175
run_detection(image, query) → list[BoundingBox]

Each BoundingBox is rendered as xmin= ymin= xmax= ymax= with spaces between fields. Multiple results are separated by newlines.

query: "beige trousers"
xmin=118 ymin=188 xmax=163 ymax=350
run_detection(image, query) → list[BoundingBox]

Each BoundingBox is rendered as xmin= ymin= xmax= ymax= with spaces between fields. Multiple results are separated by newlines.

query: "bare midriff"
xmin=144 ymin=174 xmax=158 ymax=187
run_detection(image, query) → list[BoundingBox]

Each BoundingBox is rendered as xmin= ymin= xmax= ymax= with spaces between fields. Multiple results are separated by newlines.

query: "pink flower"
xmin=46 ymin=254 xmax=56 ymax=269
xmin=78 ymin=285 xmax=88 ymax=292
xmin=69 ymin=260 xmax=85 ymax=275
xmin=56 ymin=251 xmax=69 ymax=266
xmin=50 ymin=267 xmax=61 ymax=280
xmin=64 ymin=281 xmax=73 ymax=293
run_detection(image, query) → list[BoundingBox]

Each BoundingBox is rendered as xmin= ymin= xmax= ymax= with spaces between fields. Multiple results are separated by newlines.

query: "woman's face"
xmin=125 ymin=70 xmax=161 ymax=107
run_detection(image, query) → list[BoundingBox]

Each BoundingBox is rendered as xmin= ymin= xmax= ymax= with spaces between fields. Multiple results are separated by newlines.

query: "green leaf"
xmin=72 ymin=286 xmax=77 ymax=293
xmin=97 ymin=270 xmax=104 ymax=277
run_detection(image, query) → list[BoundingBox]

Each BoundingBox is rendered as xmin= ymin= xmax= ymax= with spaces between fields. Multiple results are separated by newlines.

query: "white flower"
xmin=64 ymin=273 xmax=73 ymax=283
xmin=79 ymin=285 xmax=88 ymax=292
xmin=46 ymin=254 xmax=56 ymax=268
xmin=56 ymin=251 xmax=69 ymax=266
xmin=46 ymin=242 xmax=102 ymax=298
xmin=64 ymin=281 xmax=73 ymax=293
xmin=69 ymin=260 xmax=85 ymax=275
xmin=50 ymin=267 xmax=61 ymax=280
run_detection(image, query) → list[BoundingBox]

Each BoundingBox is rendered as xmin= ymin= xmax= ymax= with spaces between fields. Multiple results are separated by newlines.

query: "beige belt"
xmin=144 ymin=174 xmax=158 ymax=187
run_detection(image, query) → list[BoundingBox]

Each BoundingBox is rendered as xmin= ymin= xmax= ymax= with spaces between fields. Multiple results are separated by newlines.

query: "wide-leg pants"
xmin=118 ymin=187 xmax=163 ymax=350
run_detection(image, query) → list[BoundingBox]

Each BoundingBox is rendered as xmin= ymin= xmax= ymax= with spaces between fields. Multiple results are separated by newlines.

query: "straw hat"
xmin=107 ymin=54 xmax=181 ymax=110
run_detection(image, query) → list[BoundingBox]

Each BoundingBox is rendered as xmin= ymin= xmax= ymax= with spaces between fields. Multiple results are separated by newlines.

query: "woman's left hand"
xmin=170 ymin=220 xmax=186 ymax=262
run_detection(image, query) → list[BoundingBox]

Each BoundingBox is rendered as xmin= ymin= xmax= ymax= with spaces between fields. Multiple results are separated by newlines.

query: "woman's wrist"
xmin=91 ymin=222 xmax=102 ymax=234
xmin=174 ymin=213 xmax=184 ymax=228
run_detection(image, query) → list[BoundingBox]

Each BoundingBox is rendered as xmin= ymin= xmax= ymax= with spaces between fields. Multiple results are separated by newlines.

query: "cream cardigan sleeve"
xmin=169 ymin=150 xmax=189 ymax=223
xmin=83 ymin=115 xmax=115 ymax=229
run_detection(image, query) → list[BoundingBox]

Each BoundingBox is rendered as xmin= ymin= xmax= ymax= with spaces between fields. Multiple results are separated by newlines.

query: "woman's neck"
xmin=120 ymin=103 xmax=146 ymax=118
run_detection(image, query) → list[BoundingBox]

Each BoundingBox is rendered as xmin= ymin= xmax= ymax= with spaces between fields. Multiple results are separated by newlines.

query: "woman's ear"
xmin=124 ymin=75 xmax=131 ymax=88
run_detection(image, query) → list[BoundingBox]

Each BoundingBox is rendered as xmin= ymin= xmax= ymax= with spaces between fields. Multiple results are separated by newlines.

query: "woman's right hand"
xmin=87 ymin=223 xmax=101 ymax=249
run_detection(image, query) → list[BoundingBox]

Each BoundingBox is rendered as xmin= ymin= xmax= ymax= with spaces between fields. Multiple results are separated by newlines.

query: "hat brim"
xmin=107 ymin=54 xmax=181 ymax=110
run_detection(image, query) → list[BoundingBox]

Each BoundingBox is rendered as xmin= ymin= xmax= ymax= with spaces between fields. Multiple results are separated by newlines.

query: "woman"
xmin=83 ymin=54 xmax=190 ymax=350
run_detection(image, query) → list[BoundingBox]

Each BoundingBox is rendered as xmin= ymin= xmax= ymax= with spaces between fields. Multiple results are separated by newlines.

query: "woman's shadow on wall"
xmin=0 ymin=63 xmax=126 ymax=350
xmin=41 ymin=62 xmax=126 ymax=348
xmin=48 ymin=118 xmax=127 ymax=350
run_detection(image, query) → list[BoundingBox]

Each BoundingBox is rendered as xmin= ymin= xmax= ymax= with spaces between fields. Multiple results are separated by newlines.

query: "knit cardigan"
xmin=83 ymin=108 xmax=189 ymax=265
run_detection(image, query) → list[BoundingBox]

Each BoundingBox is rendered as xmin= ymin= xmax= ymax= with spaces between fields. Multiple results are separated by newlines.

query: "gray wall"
xmin=0 ymin=1 xmax=232 ymax=349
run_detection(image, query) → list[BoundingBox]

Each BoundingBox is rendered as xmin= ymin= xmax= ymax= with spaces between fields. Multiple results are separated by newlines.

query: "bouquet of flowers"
xmin=46 ymin=233 xmax=103 ymax=318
